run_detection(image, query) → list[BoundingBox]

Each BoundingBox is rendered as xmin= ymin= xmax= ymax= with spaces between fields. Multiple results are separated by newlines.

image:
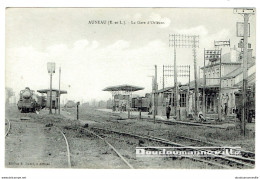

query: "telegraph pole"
xmin=218 ymin=49 xmax=222 ymax=122
xmin=203 ymin=49 xmax=206 ymax=119
xmin=162 ymin=65 xmax=165 ymax=91
xmin=173 ymin=36 xmax=179 ymax=120
xmin=163 ymin=65 xmax=190 ymax=118
xmin=58 ymin=67 xmax=61 ymax=115
xmin=188 ymin=65 xmax=191 ymax=116
xmin=204 ymin=49 xmax=222 ymax=121
xmin=152 ymin=75 xmax=156 ymax=122
xmin=214 ymin=40 xmax=230 ymax=121
xmin=47 ymin=62 xmax=55 ymax=114
xmin=153 ymin=65 xmax=158 ymax=122
xmin=192 ymin=36 xmax=199 ymax=118
xmin=155 ymin=64 xmax=158 ymax=116
xmin=241 ymin=13 xmax=249 ymax=136
xmin=50 ymin=73 xmax=53 ymax=114
xmin=169 ymin=34 xmax=199 ymax=120
xmin=234 ymin=8 xmax=255 ymax=136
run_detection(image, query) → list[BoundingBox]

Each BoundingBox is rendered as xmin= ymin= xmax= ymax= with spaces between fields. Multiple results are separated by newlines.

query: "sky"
xmin=5 ymin=8 xmax=256 ymax=102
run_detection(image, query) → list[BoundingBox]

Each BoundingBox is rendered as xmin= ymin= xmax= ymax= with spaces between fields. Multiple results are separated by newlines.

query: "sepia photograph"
xmin=3 ymin=5 xmax=257 ymax=174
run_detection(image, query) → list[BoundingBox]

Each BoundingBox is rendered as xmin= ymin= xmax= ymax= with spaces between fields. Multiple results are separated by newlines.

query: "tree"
xmin=5 ymin=87 xmax=14 ymax=105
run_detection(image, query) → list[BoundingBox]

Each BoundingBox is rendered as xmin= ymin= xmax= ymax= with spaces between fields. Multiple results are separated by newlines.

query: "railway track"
xmin=6 ymin=118 xmax=72 ymax=168
xmin=85 ymin=113 xmax=255 ymax=163
xmin=79 ymin=127 xmax=134 ymax=169
xmin=6 ymin=118 xmax=133 ymax=168
xmin=144 ymin=117 xmax=227 ymax=129
xmin=55 ymin=127 xmax=72 ymax=168
xmin=89 ymin=118 xmax=255 ymax=162
xmin=6 ymin=113 xmax=254 ymax=169
xmin=170 ymin=134 xmax=255 ymax=163
xmin=56 ymin=124 xmax=135 ymax=168
xmin=89 ymin=126 xmax=254 ymax=169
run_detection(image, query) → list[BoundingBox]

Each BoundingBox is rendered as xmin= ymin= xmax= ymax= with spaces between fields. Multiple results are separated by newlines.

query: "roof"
xmin=185 ymin=78 xmax=221 ymax=89
xmin=37 ymin=89 xmax=67 ymax=94
xmin=157 ymin=86 xmax=174 ymax=93
xmin=234 ymin=73 xmax=256 ymax=87
xmin=157 ymin=78 xmax=207 ymax=93
xmin=200 ymin=62 xmax=241 ymax=69
xmin=222 ymin=62 xmax=255 ymax=79
xmin=157 ymin=85 xmax=190 ymax=93
xmin=103 ymin=84 xmax=144 ymax=92
xmin=188 ymin=78 xmax=204 ymax=89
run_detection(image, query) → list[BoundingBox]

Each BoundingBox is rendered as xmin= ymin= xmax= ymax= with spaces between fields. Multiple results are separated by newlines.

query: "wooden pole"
xmin=242 ymin=14 xmax=249 ymax=136
xmin=193 ymin=36 xmax=198 ymax=119
xmin=49 ymin=73 xmax=52 ymax=114
xmin=58 ymin=67 xmax=61 ymax=115
xmin=174 ymin=35 xmax=179 ymax=120
xmin=218 ymin=49 xmax=222 ymax=121
xmin=203 ymin=49 xmax=206 ymax=118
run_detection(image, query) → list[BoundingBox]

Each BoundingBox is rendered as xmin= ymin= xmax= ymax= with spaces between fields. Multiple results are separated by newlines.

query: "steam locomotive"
xmin=17 ymin=87 xmax=46 ymax=113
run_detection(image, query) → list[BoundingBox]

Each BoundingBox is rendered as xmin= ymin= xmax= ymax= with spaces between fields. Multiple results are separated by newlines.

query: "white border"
xmin=1 ymin=1 xmax=259 ymax=179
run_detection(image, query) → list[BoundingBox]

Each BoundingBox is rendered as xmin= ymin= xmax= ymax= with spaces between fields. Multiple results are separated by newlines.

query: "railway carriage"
xmin=131 ymin=96 xmax=151 ymax=112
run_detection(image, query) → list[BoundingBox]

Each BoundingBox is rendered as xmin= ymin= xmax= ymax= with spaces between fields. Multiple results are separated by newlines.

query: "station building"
xmin=155 ymin=46 xmax=255 ymax=120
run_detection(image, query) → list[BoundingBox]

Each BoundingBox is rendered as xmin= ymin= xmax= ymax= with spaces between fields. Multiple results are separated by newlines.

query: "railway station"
xmin=103 ymin=84 xmax=144 ymax=112
xmin=37 ymin=89 xmax=67 ymax=111
xmin=4 ymin=8 xmax=256 ymax=170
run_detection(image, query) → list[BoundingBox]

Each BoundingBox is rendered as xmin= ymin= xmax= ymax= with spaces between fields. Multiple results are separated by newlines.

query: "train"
xmin=17 ymin=87 xmax=46 ymax=113
xmin=234 ymin=85 xmax=255 ymax=123
xmin=110 ymin=93 xmax=151 ymax=112
xmin=131 ymin=94 xmax=152 ymax=112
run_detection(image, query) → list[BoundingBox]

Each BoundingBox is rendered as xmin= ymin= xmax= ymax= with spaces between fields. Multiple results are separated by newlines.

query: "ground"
xmin=5 ymin=106 xmax=255 ymax=169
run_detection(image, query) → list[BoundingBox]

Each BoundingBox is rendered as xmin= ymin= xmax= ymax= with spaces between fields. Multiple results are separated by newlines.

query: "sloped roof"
xmin=157 ymin=86 xmax=174 ymax=93
xmin=37 ymin=89 xmax=67 ymax=94
xmin=157 ymin=85 xmax=190 ymax=93
xmin=200 ymin=62 xmax=241 ymax=69
xmin=188 ymin=78 xmax=204 ymax=89
xmin=103 ymin=84 xmax=144 ymax=92
xmin=234 ymin=73 xmax=256 ymax=87
xmin=223 ymin=62 xmax=255 ymax=79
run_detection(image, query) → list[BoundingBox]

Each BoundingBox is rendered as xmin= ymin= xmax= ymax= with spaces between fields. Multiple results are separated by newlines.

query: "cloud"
xmin=46 ymin=44 xmax=68 ymax=57
xmin=73 ymin=39 xmax=89 ymax=50
xmin=175 ymin=25 xmax=209 ymax=36
xmin=173 ymin=26 xmax=230 ymax=49
xmin=108 ymin=40 xmax=130 ymax=50
xmin=91 ymin=40 xmax=99 ymax=49
xmin=201 ymin=28 xmax=230 ymax=49
xmin=148 ymin=12 xmax=171 ymax=28
xmin=6 ymin=25 xmax=232 ymax=102
xmin=6 ymin=39 xmax=170 ymax=101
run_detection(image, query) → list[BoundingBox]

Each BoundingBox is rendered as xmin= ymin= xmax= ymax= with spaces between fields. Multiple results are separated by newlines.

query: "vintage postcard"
xmin=4 ymin=7 xmax=256 ymax=172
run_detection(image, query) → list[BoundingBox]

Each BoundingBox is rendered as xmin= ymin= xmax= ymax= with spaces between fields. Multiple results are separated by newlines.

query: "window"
xmin=180 ymin=93 xmax=186 ymax=107
xmin=169 ymin=95 xmax=175 ymax=106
